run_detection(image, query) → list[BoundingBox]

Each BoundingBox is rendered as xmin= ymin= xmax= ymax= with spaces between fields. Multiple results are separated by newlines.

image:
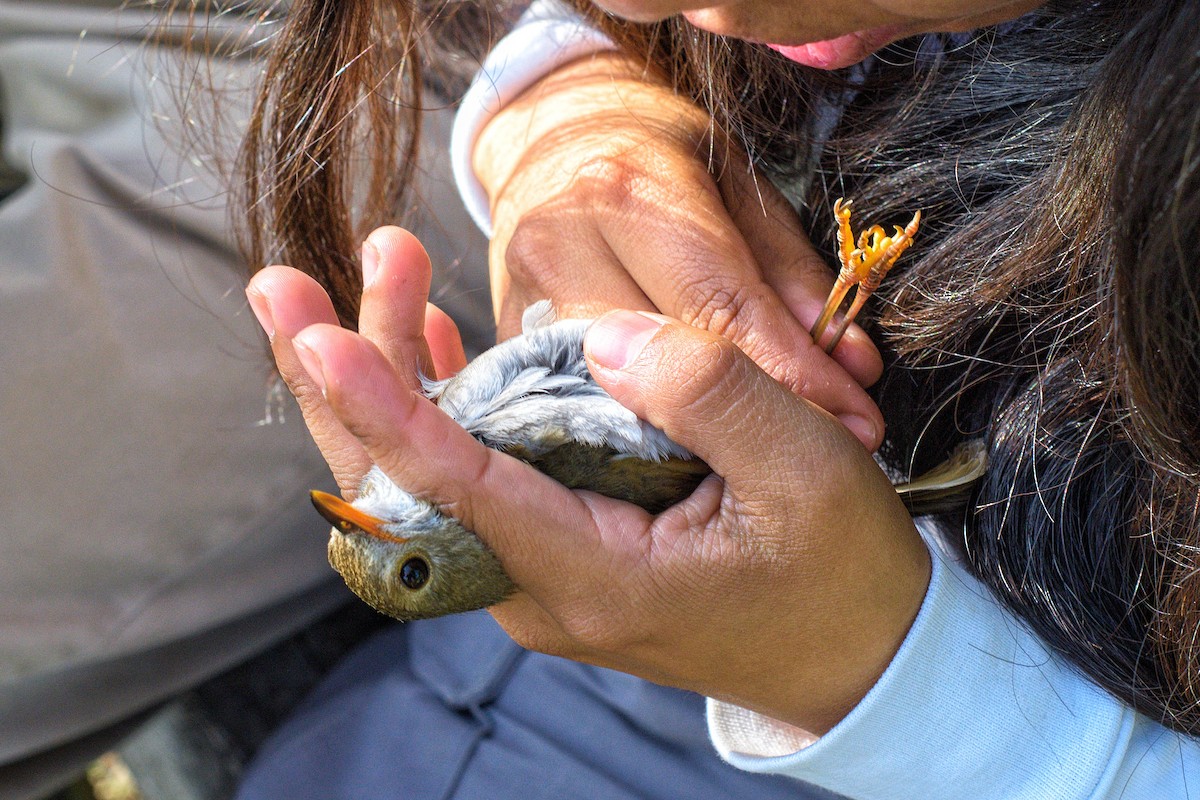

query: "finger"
xmin=583 ymin=311 xmax=852 ymax=491
xmin=357 ymin=227 xmax=435 ymax=390
xmin=246 ymin=267 xmax=372 ymax=495
xmin=492 ymin=201 xmax=653 ymax=339
xmin=583 ymin=308 xmax=925 ymax=599
xmin=424 ymin=303 xmax=468 ymax=378
xmin=289 ymin=323 xmax=618 ymax=594
xmin=717 ymin=165 xmax=884 ymax=387
xmin=591 ymin=159 xmax=885 ymax=450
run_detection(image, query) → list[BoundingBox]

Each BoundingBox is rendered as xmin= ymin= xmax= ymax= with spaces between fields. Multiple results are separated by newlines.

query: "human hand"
xmin=474 ymin=53 xmax=886 ymax=450
xmin=271 ymin=229 xmax=930 ymax=736
xmin=245 ymin=226 xmax=469 ymax=497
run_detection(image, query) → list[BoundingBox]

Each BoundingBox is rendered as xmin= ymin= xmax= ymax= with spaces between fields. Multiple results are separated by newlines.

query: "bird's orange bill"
xmin=310 ymin=490 xmax=410 ymax=544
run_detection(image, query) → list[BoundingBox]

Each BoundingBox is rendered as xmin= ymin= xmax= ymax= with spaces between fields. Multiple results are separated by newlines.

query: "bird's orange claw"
xmin=810 ymin=199 xmax=921 ymax=354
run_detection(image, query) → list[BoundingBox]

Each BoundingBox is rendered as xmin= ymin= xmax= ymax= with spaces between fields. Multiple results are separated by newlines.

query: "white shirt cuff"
xmin=449 ymin=0 xmax=615 ymax=238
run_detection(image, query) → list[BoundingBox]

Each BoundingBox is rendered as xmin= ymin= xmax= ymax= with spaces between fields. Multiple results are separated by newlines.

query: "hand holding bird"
xmin=246 ymin=224 xmax=932 ymax=735
xmin=302 ymin=202 xmax=927 ymax=624
xmin=310 ymin=301 xmax=710 ymax=621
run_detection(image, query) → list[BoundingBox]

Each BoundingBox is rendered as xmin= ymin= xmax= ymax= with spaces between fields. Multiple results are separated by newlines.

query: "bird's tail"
xmin=894 ymin=439 xmax=988 ymax=516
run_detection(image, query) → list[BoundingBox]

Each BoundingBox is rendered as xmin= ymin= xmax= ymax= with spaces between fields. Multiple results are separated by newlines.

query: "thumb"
xmin=583 ymin=310 xmax=856 ymax=483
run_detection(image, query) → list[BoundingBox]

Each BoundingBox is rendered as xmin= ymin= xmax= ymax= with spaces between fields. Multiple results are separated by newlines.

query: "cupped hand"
xmin=263 ymin=228 xmax=930 ymax=736
xmin=475 ymin=53 xmax=886 ymax=449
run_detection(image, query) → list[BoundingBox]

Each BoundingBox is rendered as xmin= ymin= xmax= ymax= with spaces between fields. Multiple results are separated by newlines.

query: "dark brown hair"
xmin=172 ymin=0 xmax=1200 ymax=732
xmin=159 ymin=0 xmax=509 ymax=326
xmin=570 ymin=0 xmax=1200 ymax=728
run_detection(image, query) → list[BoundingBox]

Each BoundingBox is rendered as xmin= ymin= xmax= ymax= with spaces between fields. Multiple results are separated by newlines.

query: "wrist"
xmin=450 ymin=1 xmax=617 ymax=237
xmin=729 ymin=498 xmax=931 ymax=736
xmin=473 ymin=53 xmax=710 ymax=204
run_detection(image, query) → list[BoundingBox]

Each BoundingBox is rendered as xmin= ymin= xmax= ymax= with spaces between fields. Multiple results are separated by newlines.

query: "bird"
xmin=310 ymin=301 xmax=712 ymax=622
xmin=310 ymin=301 xmax=986 ymax=623
xmin=310 ymin=202 xmax=969 ymax=623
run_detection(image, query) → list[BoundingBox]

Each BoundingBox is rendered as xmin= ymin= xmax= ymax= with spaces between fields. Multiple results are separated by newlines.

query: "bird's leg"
xmin=810 ymin=274 xmax=855 ymax=346
xmin=810 ymin=199 xmax=862 ymax=345
xmin=812 ymin=203 xmax=922 ymax=354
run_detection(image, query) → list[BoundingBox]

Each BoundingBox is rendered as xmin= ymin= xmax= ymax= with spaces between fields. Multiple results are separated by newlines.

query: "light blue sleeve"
xmin=709 ymin=523 xmax=1200 ymax=799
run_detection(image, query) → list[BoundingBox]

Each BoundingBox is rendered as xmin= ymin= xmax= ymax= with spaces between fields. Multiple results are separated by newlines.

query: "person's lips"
xmin=767 ymin=25 xmax=908 ymax=70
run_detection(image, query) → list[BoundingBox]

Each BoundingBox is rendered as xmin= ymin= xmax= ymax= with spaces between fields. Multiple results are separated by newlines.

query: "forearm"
xmin=451 ymin=0 xmax=618 ymax=236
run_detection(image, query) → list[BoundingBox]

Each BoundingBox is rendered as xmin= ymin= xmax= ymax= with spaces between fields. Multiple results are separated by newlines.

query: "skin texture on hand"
xmin=246 ymin=228 xmax=930 ymax=736
xmin=474 ymin=53 xmax=887 ymax=450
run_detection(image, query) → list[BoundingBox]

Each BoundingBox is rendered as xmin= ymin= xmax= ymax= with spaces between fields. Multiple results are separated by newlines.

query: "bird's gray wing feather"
xmin=432 ymin=319 xmax=691 ymax=462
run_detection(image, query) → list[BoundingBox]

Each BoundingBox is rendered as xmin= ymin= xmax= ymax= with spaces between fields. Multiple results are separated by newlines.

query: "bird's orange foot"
xmin=810 ymin=198 xmax=921 ymax=353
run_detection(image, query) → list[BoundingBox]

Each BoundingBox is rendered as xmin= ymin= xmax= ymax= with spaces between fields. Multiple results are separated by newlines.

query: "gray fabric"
xmin=0 ymin=2 xmax=491 ymax=797
xmin=235 ymin=612 xmax=842 ymax=800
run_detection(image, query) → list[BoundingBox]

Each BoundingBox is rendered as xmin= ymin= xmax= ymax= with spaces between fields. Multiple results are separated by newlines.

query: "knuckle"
xmin=574 ymin=154 xmax=649 ymax=213
xmin=753 ymin=347 xmax=814 ymax=398
xmin=662 ymin=336 xmax=745 ymax=420
xmin=285 ymin=373 xmax=328 ymax=413
xmin=673 ymin=274 xmax=756 ymax=342
xmin=502 ymin=216 xmax=560 ymax=287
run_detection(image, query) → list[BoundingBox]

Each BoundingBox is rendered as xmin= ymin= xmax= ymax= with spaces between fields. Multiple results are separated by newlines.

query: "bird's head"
xmin=311 ymin=467 xmax=515 ymax=621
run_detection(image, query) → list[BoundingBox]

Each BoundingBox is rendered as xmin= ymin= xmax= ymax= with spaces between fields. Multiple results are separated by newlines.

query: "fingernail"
xmin=361 ymin=240 xmax=380 ymax=288
xmin=585 ymin=311 xmax=668 ymax=370
xmin=838 ymin=413 xmax=879 ymax=450
xmin=293 ymin=338 xmax=326 ymax=393
xmin=246 ymin=287 xmax=274 ymax=338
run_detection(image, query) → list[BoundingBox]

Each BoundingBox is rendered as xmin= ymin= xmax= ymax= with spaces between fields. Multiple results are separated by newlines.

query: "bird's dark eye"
xmin=399 ymin=557 xmax=430 ymax=590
